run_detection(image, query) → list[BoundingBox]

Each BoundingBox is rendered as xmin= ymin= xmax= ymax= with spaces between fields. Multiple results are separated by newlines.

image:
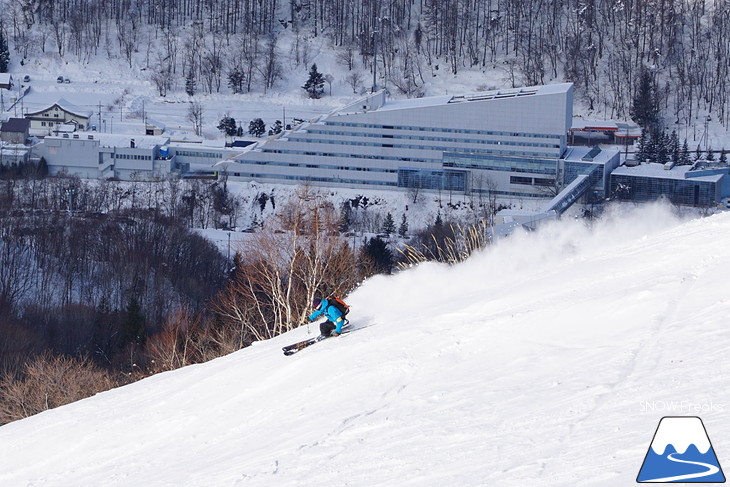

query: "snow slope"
xmin=1 ymin=202 xmax=730 ymax=486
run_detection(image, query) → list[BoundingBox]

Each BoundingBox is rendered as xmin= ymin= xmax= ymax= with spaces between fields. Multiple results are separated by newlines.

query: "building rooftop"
xmin=332 ymin=83 xmax=573 ymax=117
xmin=47 ymin=132 xmax=170 ymax=149
xmin=376 ymin=83 xmax=572 ymax=113
xmin=26 ymin=98 xmax=94 ymax=118
xmin=562 ymin=146 xmax=617 ymax=165
xmin=612 ymin=162 xmax=724 ymax=182
xmin=2 ymin=118 xmax=30 ymax=133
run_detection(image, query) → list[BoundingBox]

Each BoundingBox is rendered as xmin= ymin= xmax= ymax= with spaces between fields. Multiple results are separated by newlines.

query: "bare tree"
xmin=209 ymin=186 xmax=359 ymax=341
xmin=187 ymin=100 xmax=204 ymax=136
xmin=0 ymin=233 xmax=33 ymax=315
xmin=0 ymin=354 xmax=116 ymax=424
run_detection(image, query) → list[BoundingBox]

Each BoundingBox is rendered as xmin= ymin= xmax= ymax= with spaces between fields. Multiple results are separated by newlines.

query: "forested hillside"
xmin=0 ymin=174 xmax=458 ymax=424
xmin=4 ymin=0 xmax=730 ymax=126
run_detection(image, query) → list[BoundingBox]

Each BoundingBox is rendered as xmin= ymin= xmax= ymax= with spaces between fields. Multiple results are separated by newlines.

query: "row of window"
xmin=471 ymin=186 xmax=547 ymax=198
xmin=286 ymin=136 xmax=559 ymax=159
xmin=232 ymin=158 xmax=399 ymax=174
xmin=444 ymin=153 xmax=558 ymax=175
xmin=326 ymin=121 xmax=563 ymax=140
xmin=610 ymin=175 xmax=716 ymax=206
xmin=263 ymin=148 xmax=439 ymax=164
xmin=397 ymin=169 xmax=467 ymax=192
xmin=115 ymin=154 xmax=152 ymax=160
xmin=175 ymin=150 xmax=223 ymax=158
xmin=564 ymin=161 xmax=604 ymax=187
xmin=510 ymin=176 xmax=555 ymax=186
xmin=228 ymin=171 xmax=398 ymax=187
xmin=304 ymin=127 xmax=561 ymax=150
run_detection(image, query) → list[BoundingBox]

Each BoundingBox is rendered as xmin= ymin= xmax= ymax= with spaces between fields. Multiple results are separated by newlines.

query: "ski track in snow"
xmin=1 ymin=203 xmax=730 ymax=486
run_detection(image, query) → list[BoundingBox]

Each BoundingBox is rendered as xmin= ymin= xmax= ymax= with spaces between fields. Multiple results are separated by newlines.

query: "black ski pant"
xmin=320 ymin=321 xmax=336 ymax=336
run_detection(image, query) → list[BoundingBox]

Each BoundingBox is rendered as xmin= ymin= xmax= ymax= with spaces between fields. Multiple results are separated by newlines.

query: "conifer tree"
xmin=185 ymin=69 xmax=196 ymax=96
xmin=680 ymin=139 xmax=692 ymax=165
xmin=398 ymin=213 xmax=409 ymax=237
xmin=654 ymin=130 xmax=669 ymax=164
xmin=381 ymin=212 xmax=395 ymax=235
xmin=217 ymin=116 xmax=238 ymax=137
xmin=339 ymin=202 xmax=353 ymax=232
xmin=122 ymin=297 xmax=146 ymax=347
xmin=302 ymin=64 xmax=325 ymax=99
xmin=361 ymin=237 xmax=394 ymax=274
xmin=630 ymin=70 xmax=660 ymax=132
xmin=720 ymin=148 xmax=727 ymax=164
xmin=635 ymin=131 xmax=649 ymax=163
xmin=248 ymin=118 xmax=266 ymax=137
xmin=669 ymin=130 xmax=680 ymax=165
xmin=0 ymin=27 xmax=9 ymax=73
xmin=434 ymin=211 xmax=443 ymax=230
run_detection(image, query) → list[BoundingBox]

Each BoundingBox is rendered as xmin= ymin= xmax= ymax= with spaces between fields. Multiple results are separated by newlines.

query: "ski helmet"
xmin=313 ymin=298 xmax=322 ymax=309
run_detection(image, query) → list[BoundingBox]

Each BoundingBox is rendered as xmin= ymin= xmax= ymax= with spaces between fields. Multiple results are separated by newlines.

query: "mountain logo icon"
xmin=637 ymin=416 xmax=725 ymax=483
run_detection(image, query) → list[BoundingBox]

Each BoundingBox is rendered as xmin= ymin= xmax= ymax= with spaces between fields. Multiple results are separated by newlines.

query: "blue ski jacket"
xmin=308 ymin=299 xmax=346 ymax=333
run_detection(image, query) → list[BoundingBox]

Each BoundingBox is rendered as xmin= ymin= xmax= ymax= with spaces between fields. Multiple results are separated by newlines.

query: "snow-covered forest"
xmin=4 ymin=0 xmax=730 ymax=125
xmin=1 ymin=172 xmax=485 ymax=424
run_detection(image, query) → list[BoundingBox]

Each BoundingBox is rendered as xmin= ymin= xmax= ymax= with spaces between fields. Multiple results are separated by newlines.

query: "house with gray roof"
xmin=25 ymin=98 xmax=94 ymax=136
xmin=1 ymin=118 xmax=30 ymax=144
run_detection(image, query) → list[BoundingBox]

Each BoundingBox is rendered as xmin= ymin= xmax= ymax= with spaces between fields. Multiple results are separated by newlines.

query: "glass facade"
xmin=610 ymin=174 xmax=717 ymax=206
xmin=397 ymin=169 xmax=467 ymax=192
xmin=443 ymin=152 xmax=558 ymax=175
xmin=564 ymin=161 xmax=602 ymax=186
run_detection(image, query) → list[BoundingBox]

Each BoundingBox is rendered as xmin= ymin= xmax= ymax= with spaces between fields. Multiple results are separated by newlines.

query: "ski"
xmin=282 ymin=335 xmax=327 ymax=356
xmin=281 ymin=323 xmax=375 ymax=356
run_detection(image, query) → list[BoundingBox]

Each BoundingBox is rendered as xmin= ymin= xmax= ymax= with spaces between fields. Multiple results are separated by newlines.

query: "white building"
xmin=25 ymin=98 xmax=94 ymax=136
xmin=219 ymin=84 xmax=593 ymax=200
xmin=38 ymin=133 xmax=169 ymax=179
xmin=36 ymin=133 xmax=244 ymax=180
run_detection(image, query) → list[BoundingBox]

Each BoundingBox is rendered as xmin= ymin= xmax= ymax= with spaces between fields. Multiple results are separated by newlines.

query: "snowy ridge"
xmin=1 ymin=203 xmax=730 ymax=486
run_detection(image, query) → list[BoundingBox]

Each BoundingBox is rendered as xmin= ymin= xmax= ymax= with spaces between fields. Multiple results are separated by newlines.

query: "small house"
xmin=1 ymin=118 xmax=30 ymax=144
xmin=0 ymin=74 xmax=13 ymax=90
xmin=25 ymin=98 xmax=93 ymax=136
xmin=145 ymin=119 xmax=166 ymax=136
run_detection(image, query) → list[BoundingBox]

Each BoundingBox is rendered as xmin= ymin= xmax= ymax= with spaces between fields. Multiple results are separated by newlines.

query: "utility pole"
xmin=372 ymin=26 xmax=378 ymax=92
xmin=66 ymin=188 xmax=75 ymax=216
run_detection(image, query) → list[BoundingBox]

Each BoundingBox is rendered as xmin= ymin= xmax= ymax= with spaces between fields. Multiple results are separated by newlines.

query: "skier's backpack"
xmin=328 ymin=296 xmax=350 ymax=316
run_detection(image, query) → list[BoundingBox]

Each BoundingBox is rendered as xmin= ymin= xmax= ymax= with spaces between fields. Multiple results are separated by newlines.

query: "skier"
xmin=308 ymin=298 xmax=346 ymax=338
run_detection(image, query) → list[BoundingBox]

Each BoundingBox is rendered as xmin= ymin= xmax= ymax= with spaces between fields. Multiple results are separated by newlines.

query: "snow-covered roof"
xmin=26 ymin=98 xmax=94 ymax=118
xmin=562 ymin=146 xmax=617 ymax=165
xmin=571 ymin=118 xmax=619 ymax=131
xmin=571 ymin=118 xmax=641 ymax=137
xmin=612 ymin=162 xmax=724 ymax=182
xmin=145 ymin=118 xmax=166 ymax=129
xmin=332 ymin=83 xmax=573 ymax=116
xmin=47 ymin=132 xmax=169 ymax=149
xmin=379 ymin=83 xmax=572 ymax=113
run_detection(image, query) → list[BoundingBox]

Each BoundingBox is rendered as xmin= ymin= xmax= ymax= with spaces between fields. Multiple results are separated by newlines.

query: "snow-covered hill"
xmin=1 ymin=202 xmax=729 ymax=486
